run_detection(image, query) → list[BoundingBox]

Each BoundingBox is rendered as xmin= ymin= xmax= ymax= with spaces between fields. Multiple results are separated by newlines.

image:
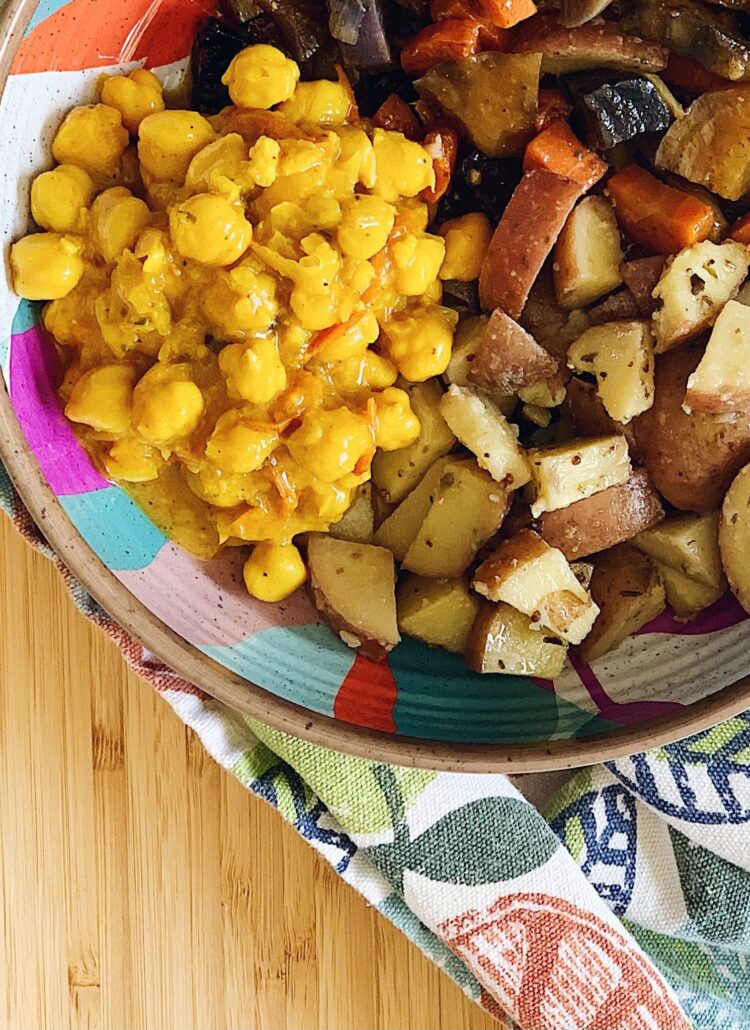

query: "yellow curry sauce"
xmin=9 ymin=45 xmax=494 ymax=601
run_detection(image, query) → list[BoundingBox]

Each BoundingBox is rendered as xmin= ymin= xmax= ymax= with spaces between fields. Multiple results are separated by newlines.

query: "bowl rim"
xmin=3 ymin=0 xmax=750 ymax=773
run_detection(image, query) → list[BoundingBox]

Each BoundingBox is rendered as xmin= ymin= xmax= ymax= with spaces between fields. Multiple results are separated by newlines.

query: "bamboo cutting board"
xmin=0 ymin=516 xmax=496 ymax=1030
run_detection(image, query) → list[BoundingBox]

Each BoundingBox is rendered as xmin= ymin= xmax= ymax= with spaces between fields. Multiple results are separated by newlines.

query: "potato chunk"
xmin=372 ymin=379 xmax=455 ymax=503
xmin=445 ymin=315 xmax=517 ymax=413
xmin=373 ymin=457 xmax=452 ymax=560
xmin=526 ymin=435 xmax=631 ymax=518
xmin=511 ymin=15 xmax=668 ymax=74
xmin=621 ymin=256 xmax=666 ymax=317
xmin=465 ymin=601 xmax=569 ymax=677
xmin=720 ymin=462 xmax=750 ymax=614
xmin=567 ymin=320 xmax=655 ymax=424
xmin=472 ymin=530 xmax=600 ymax=644
xmin=329 ymin=484 xmax=374 ymax=544
xmin=468 ymin=308 xmax=559 ymax=397
xmin=307 ymin=536 xmax=399 ymax=661
xmin=656 ymin=563 xmax=724 ymax=621
xmin=554 ymin=196 xmax=624 ymax=310
xmin=634 ymin=511 xmax=726 ymax=591
xmin=652 ymin=240 xmax=749 ymax=353
xmin=538 ymin=467 xmax=664 ymax=559
xmin=580 ymin=545 xmax=666 ymax=662
xmin=403 ymin=459 xmax=509 ymax=578
xmin=685 ymin=300 xmax=750 ymax=415
xmin=655 ymin=88 xmax=750 ymax=202
xmin=397 ymin=576 xmax=480 ymax=653
xmin=439 ymin=385 xmax=531 ymax=488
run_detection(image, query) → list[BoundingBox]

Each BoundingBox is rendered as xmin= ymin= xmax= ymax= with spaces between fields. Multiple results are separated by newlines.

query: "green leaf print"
xmin=670 ymin=826 xmax=750 ymax=946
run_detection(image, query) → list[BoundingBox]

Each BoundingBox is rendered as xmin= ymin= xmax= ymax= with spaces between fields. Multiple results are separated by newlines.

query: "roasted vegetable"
xmin=537 ymin=468 xmax=665 ymax=559
xmin=374 ymin=456 xmax=453 ymax=558
xmin=520 ymin=269 xmax=591 ymax=360
xmin=467 ymin=308 xmax=559 ymax=396
xmin=510 ymin=15 xmax=669 ymax=75
xmin=526 ymin=435 xmax=632 ymax=517
xmin=720 ymin=462 xmax=750 ymax=614
xmin=559 ymin=0 xmax=616 ymax=28
xmin=397 ymin=575 xmax=480 ymax=652
xmin=635 ymin=510 xmax=725 ymax=587
xmin=373 ymin=93 xmax=423 ymax=138
xmin=562 ymin=377 xmax=638 ymax=449
xmin=480 ymin=170 xmax=582 ymax=317
xmin=401 ymin=17 xmax=481 ymax=74
xmin=192 ymin=18 xmax=249 ymax=114
xmin=574 ymin=77 xmax=673 ymax=149
xmin=625 ymin=0 xmax=750 ymax=82
xmin=661 ymin=51 xmax=734 ymax=92
xmin=535 ymin=86 xmax=573 ymax=129
xmin=333 ymin=0 xmax=394 ymax=71
xmin=235 ymin=0 xmax=341 ymax=77
xmin=553 ymin=195 xmax=624 ymax=309
xmin=415 ymin=52 xmax=542 ymax=157
xmin=307 ymin=536 xmax=400 ymax=661
xmin=685 ymin=300 xmax=750 ymax=413
xmin=580 ymin=545 xmax=666 ymax=662
xmin=354 ymin=68 xmax=419 ymax=116
xmin=651 ymin=239 xmax=749 ymax=351
xmin=607 ymin=164 xmax=715 ymax=255
xmin=567 ymin=320 xmax=655 ymax=424
xmin=436 ymin=146 xmax=523 ymax=223
xmin=523 ymin=120 xmax=608 ymax=189
xmin=421 ymin=126 xmax=459 ymax=202
xmin=329 ymin=484 xmax=375 ymax=544
xmin=620 ymin=256 xmax=666 ymax=316
xmin=472 ymin=529 xmax=600 ymax=644
xmin=655 ymin=87 xmax=750 ymax=201
xmin=439 ymin=385 xmax=531 ymax=486
xmin=632 ymin=342 xmax=750 ymax=511
xmin=465 ymin=601 xmax=569 ymax=676
xmin=588 ymin=289 xmax=641 ymax=325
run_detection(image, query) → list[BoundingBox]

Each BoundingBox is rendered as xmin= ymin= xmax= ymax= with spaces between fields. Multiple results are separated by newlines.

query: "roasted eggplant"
xmin=192 ymin=18 xmax=249 ymax=114
xmin=225 ymin=0 xmax=340 ymax=79
xmin=573 ymin=76 xmax=673 ymax=149
xmin=436 ymin=146 xmax=523 ymax=223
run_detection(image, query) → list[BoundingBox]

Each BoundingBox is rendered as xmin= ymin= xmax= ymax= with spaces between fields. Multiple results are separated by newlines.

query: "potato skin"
xmin=479 ymin=170 xmax=582 ymax=318
xmin=632 ymin=343 xmax=750 ymax=512
xmin=468 ymin=308 xmax=559 ymax=395
xmin=720 ymin=462 xmax=750 ymax=615
xmin=537 ymin=468 xmax=664 ymax=559
xmin=621 ymin=256 xmax=666 ymax=317
xmin=562 ymin=377 xmax=638 ymax=453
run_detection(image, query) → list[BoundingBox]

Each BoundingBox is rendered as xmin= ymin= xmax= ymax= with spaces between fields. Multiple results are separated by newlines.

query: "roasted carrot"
xmin=420 ymin=127 xmax=459 ymax=204
xmin=731 ymin=212 xmax=750 ymax=246
xmin=523 ymin=120 xmax=607 ymax=191
xmin=400 ymin=18 xmax=480 ymax=75
xmin=474 ymin=0 xmax=537 ymax=28
xmin=429 ymin=0 xmax=511 ymax=47
xmin=534 ymin=87 xmax=572 ymax=131
xmin=661 ymin=53 xmax=732 ymax=94
xmin=373 ymin=94 xmax=423 ymax=141
xmin=607 ymin=164 xmax=715 ymax=255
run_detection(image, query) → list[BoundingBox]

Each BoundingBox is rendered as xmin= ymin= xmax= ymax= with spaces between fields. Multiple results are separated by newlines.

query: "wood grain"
xmin=0 ymin=516 xmax=496 ymax=1030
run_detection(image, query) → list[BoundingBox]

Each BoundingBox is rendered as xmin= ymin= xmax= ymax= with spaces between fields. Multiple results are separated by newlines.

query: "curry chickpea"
xmin=65 ymin=364 xmax=138 ymax=434
xmin=30 ymin=164 xmax=95 ymax=233
xmin=287 ymin=407 xmax=374 ymax=483
xmin=218 ymin=335 xmax=287 ymax=404
xmin=438 ymin=212 xmax=493 ymax=281
xmin=52 ymin=104 xmax=129 ymax=175
xmin=169 ymin=193 xmax=252 ymax=266
xmin=243 ymin=541 xmax=307 ymax=603
xmin=138 ymin=109 xmax=215 ymax=182
xmin=131 ymin=365 xmax=205 ymax=447
xmin=280 ymin=80 xmax=352 ymax=125
xmin=10 ymin=233 xmax=84 ymax=300
xmin=222 ymin=45 xmax=300 ymax=110
xmin=100 ymin=68 xmax=165 ymax=134
xmin=90 ymin=187 xmax=151 ymax=263
xmin=337 ymin=195 xmax=395 ymax=261
xmin=381 ymin=304 xmax=458 ymax=382
xmin=373 ymin=387 xmax=421 ymax=451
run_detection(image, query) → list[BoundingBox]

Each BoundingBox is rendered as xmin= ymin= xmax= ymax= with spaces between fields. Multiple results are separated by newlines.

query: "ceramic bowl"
xmin=2 ymin=0 xmax=750 ymax=772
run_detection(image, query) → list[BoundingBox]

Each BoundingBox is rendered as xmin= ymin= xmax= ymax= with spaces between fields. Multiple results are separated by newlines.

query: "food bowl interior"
xmin=2 ymin=0 xmax=750 ymax=768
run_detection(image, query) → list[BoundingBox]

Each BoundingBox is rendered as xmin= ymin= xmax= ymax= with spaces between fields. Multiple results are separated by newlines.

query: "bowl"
xmin=2 ymin=0 xmax=750 ymax=773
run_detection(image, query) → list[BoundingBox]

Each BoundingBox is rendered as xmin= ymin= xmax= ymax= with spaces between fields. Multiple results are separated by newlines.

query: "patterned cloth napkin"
xmin=5 ymin=465 xmax=750 ymax=1030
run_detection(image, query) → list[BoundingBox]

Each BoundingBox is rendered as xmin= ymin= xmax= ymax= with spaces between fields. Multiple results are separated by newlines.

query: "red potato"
xmin=632 ymin=343 xmax=750 ymax=512
xmin=587 ymin=288 xmax=641 ymax=326
xmin=620 ymin=257 xmax=667 ymax=317
xmin=467 ymin=308 xmax=559 ymax=396
xmin=510 ymin=15 xmax=668 ymax=74
xmin=479 ymin=170 xmax=583 ymax=318
xmin=537 ymin=468 xmax=664 ymax=559
xmin=562 ymin=377 xmax=638 ymax=452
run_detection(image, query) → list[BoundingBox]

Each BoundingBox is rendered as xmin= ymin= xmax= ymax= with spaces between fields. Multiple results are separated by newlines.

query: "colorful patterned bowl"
xmin=2 ymin=0 xmax=750 ymax=772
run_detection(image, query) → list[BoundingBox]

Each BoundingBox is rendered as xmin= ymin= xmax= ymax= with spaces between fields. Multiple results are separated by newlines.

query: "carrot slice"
xmin=535 ymin=87 xmax=572 ymax=131
xmin=608 ymin=164 xmax=715 ymax=255
xmin=420 ymin=126 xmax=459 ymax=204
xmin=400 ymin=18 xmax=480 ymax=75
xmin=731 ymin=212 xmax=750 ymax=246
xmin=523 ymin=120 xmax=607 ymax=190
xmin=373 ymin=94 xmax=423 ymax=141
xmin=474 ymin=0 xmax=537 ymax=28
xmin=661 ymin=53 xmax=732 ymax=94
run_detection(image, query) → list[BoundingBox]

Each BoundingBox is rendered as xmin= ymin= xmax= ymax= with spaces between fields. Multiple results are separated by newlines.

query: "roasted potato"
xmin=307 ymin=536 xmax=399 ymax=661
xmin=439 ymin=385 xmax=531 ymax=487
xmin=651 ymin=240 xmax=749 ymax=352
xmin=373 ymin=456 xmax=452 ymax=560
xmin=655 ymin=87 xmax=750 ymax=201
xmin=632 ymin=342 xmax=750 ymax=511
xmin=537 ymin=467 xmax=665 ymax=559
xmin=479 ymin=170 xmax=583 ymax=318
xmin=445 ymin=315 xmax=517 ymax=414
xmin=372 ymin=379 xmax=455 ymax=504
xmin=720 ymin=462 xmax=750 ymax=614
xmin=634 ymin=511 xmax=726 ymax=591
xmin=580 ymin=545 xmax=666 ymax=663
xmin=684 ymin=300 xmax=750 ymax=414
xmin=620 ymin=256 xmax=667 ymax=317
xmin=397 ymin=575 xmax=480 ymax=653
xmin=553 ymin=196 xmax=624 ymax=310
xmin=403 ymin=459 xmax=510 ymax=578
xmin=561 ymin=377 xmax=638 ymax=450
xmin=656 ymin=562 xmax=725 ymax=620
xmin=415 ymin=52 xmax=542 ymax=158
xmin=510 ymin=15 xmax=669 ymax=74
xmin=467 ymin=308 xmax=559 ymax=396
xmin=329 ymin=484 xmax=374 ymax=544
xmin=520 ymin=268 xmax=591 ymax=361
xmin=472 ymin=529 xmax=599 ymax=644
xmin=526 ymin=435 xmax=632 ymax=517
xmin=465 ymin=601 xmax=569 ymax=677
xmin=588 ymin=289 xmax=641 ymax=326
xmin=567 ymin=320 xmax=655 ymax=423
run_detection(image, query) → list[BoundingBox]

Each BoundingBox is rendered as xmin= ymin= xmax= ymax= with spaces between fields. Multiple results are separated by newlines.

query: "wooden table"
xmin=0 ymin=516 xmax=496 ymax=1029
